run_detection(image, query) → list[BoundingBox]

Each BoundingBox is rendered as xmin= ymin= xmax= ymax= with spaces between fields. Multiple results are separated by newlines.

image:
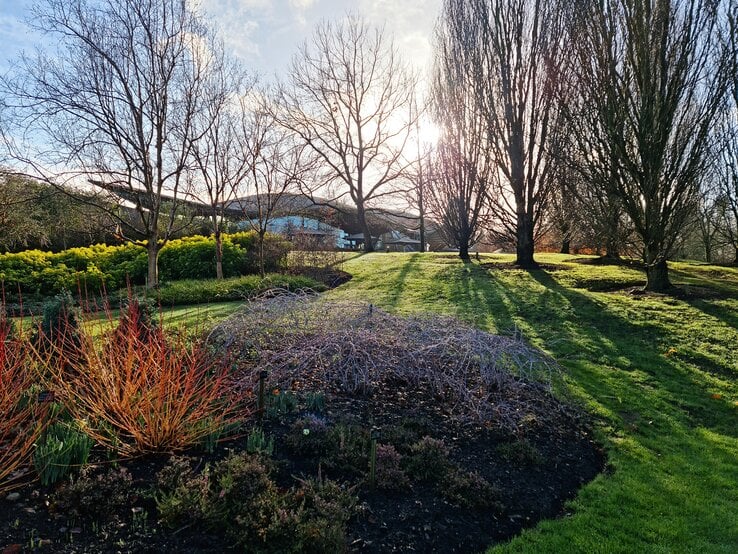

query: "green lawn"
xmin=14 ymin=301 xmax=245 ymax=335
xmin=323 ymin=253 xmax=738 ymax=553
xmin=52 ymin=252 xmax=737 ymax=551
xmin=96 ymin=300 xmax=246 ymax=333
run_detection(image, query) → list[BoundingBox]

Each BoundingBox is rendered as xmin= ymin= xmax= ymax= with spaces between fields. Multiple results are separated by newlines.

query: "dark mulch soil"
xmin=1 ymin=378 xmax=604 ymax=554
xmin=295 ymin=267 xmax=353 ymax=288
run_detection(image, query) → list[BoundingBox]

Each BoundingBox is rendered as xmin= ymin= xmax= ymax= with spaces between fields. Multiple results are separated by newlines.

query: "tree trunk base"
xmin=644 ymin=260 xmax=672 ymax=292
xmin=515 ymin=255 xmax=539 ymax=269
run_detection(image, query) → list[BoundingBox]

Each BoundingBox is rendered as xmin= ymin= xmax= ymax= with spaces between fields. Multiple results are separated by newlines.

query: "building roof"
xmin=385 ymin=238 xmax=422 ymax=245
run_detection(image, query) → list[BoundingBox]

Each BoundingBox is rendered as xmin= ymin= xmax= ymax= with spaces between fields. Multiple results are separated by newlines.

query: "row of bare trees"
xmin=1 ymin=2 xmax=422 ymax=284
xmin=0 ymin=0 xmax=316 ymax=285
xmin=427 ymin=0 xmax=566 ymax=267
xmin=1 ymin=0 xmax=737 ymax=292
xmin=427 ymin=0 xmax=737 ymax=291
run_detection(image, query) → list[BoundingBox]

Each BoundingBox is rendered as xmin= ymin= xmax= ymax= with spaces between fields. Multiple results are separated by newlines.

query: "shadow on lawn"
xmin=685 ymin=297 xmax=738 ymax=331
xmin=530 ymin=270 xmax=736 ymax=436
xmin=385 ymin=253 xmax=423 ymax=308
xmin=443 ymin=263 xmax=737 ymax=440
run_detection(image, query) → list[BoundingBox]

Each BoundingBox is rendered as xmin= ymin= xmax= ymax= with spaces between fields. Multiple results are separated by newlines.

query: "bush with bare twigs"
xmin=0 ymin=314 xmax=48 ymax=493
xmin=36 ymin=302 xmax=250 ymax=456
xmin=208 ymin=292 xmax=561 ymax=432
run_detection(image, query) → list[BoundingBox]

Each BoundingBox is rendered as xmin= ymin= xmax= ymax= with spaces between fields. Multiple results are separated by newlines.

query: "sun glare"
xmin=416 ymin=119 xmax=440 ymax=147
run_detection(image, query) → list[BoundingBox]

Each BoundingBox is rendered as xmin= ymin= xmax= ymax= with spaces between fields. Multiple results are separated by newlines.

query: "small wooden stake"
xmin=258 ymin=369 xmax=268 ymax=422
xmin=369 ymin=428 xmax=380 ymax=488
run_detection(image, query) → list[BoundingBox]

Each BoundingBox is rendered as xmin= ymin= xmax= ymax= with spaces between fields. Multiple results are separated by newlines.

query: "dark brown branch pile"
xmin=209 ymin=291 xmax=562 ymax=431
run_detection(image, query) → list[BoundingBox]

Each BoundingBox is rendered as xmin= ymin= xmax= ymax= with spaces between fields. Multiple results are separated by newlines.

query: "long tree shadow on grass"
xmin=384 ymin=253 xmax=424 ymax=309
xmin=686 ymin=297 xmax=738 ymax=332
xmin=446 ymin=264 xmax=737 ymax=440
xmin=528 ymin=269 xmax=738 ymax=439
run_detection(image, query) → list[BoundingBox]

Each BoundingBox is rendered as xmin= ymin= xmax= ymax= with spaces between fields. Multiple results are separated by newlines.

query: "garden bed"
xmin=1 ymin=385 xmax=603 ymax=553
xmin=1 ymin=294 xmax=604 ymax=553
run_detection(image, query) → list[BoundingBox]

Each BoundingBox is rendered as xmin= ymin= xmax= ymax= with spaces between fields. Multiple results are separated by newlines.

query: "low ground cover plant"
xmin=34 ymin=420 xmax=94 ymax=486
xmin=155 ymin=452 xmax=358 ymax=552
xmin=209 ymin=293 xmax=559 ymax=432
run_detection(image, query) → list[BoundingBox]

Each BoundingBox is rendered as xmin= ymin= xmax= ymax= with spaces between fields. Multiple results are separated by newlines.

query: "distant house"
xmin=240 ymin=215 xmax=348 ymax=248
xmin=380 ymin=230 xmax=423 ymax=252
xmin=344 ymin=233 xmax=378 ymax=250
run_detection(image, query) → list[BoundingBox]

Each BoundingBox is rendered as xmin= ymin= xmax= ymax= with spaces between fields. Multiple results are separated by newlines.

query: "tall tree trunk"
xmin=560 ymin=219 xmax=571 ymax=254
xmin=418 ymin=200 xmax=426 ymax=253
xmin=644 ymin=245 xmax=671 ymax=291
xmin=214 ymin=228 xmax=224 ymax=280
xmin=258 ymin=231 xmax=266 ymax=278
xmin=146 ymin=239 xmax=160 ymax=289
xmin=604 ymin=235 xmax=621 ymax=260
xmin=459 ymin=239 xmax=470 ymax=261
xmin=515 ymin=211 xmax=536 ymax=267
xmin=603 ymin=194 xmax=622 ymax=260
xmin=357 ymin=203 xmax=374 ymax=253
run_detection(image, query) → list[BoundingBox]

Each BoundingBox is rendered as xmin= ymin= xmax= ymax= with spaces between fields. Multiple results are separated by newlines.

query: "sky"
xmin=0 ymin=0 xmax=442 ymax=80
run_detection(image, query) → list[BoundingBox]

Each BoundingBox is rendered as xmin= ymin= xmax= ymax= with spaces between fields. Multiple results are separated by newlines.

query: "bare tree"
xmin=275 ymin=15 xmax=419 ymax=253
xmin=190 ymin=60 xmax=254 ymax=279
xmin=438 ymin=0 xmax=567 ymax=267
xmin=427 ymin=28 xmax=493 ymax=260
xmin=546 ymin=169 xmax=581 ymax=255
xmin=406 ymin=146 xmax=431 ymax=254
xmin=693 ymin=189 xmax=724 ymax=264
xmin=233 ymin=108 xmax=309 ymax=277
xmin=402 ymin=96 xmax=434 ymax=253
xmin=1 ymin=0 xmax=218 ymax=287
xmin=716 ymin=130 xmax=738 ymax=263
xmin=556 ymin=122 xmax=636 ymax=260
xmin=570 ymin=0 xmax=732 ymax=290
xmin=716 ymin=3 xmax=738 ymax=263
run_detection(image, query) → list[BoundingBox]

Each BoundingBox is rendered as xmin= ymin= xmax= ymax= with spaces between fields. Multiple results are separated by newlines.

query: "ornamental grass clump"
xmin=0 ymin=311 xmax=49 ymax=493
xmin=36 ymin=301 xmax=250 ymax=456
xmin=34 ymin=420 xmax=94 ymax=486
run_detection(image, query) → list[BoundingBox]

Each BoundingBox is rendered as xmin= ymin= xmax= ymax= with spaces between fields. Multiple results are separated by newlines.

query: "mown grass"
xmin=325 ymin=252 xmax=738 ymax=553
xmin=11 ymin=273 xmax=323 ymax=334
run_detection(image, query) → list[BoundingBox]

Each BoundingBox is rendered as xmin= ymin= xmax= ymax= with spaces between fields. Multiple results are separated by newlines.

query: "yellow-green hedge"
xmin=0 ymin=231 xmax=290 ymax=296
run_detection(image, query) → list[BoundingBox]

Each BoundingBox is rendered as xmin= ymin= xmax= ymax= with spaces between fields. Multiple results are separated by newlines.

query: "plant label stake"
xmin=369 ymin=428 xmax=380 ymax=488
xmin=258 ymin=370 xmax=268 ymax=423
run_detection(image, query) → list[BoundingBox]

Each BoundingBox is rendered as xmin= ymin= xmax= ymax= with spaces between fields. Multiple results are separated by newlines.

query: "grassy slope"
xmin=325 ymin=253 xmax=738 ymax=553
xmin=66 ymin=301 xmax=245 ymax=336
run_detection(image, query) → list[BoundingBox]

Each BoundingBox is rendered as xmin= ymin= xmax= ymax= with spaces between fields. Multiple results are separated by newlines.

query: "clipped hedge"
xmin=0 ymin=231 xmax=291 ymax=297
xmin=152 ymin=274 xmax=326 ymax=306
xmin=0 ymin=244 xmax=146 ymax=297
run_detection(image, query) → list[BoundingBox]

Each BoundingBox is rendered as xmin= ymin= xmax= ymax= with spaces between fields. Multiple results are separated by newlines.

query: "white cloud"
xmin=201 ymin=0 xmax=266 ymax=63
xmin=289 ymin=0 xmax=315 ymax=10
xmin=193 ymin=0 xmax=441 ymax=80
xmin=358 ymin=0 xmax=441 ymax=76
xmin=288 ymin=0 xmax=316 ymax=26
